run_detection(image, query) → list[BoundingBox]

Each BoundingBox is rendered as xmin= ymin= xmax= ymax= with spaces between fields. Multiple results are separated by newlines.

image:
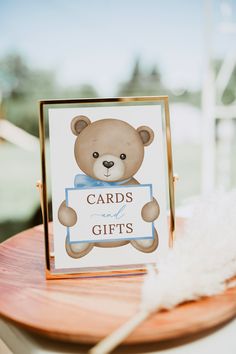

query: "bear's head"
xmin=71 ymin=116 xmax=154 ymax=182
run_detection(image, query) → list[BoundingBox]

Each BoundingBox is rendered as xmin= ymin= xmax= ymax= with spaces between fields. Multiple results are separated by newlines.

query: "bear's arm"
xmin=58 ymin=200 xmax=77 ymax=227
xmin=141 ymin=198 xmax=160 ymax=222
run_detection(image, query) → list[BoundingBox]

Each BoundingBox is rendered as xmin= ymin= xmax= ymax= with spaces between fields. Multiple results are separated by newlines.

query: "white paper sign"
xmin=48 ymin=103 xmax=170 ymax=271
xmin=66 ymin=184 xmax=154 ymax=244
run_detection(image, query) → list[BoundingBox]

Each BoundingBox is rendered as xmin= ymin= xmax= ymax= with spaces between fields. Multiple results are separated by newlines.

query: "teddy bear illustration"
xmin=58 ymin=115 xmax=160 ymax=258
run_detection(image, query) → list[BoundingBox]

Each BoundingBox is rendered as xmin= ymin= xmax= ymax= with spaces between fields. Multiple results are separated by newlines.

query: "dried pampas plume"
xmin=142 ymin=190 xmax=236 ymax=313
xmin=89 ymin=190 xmax=236 ymax=354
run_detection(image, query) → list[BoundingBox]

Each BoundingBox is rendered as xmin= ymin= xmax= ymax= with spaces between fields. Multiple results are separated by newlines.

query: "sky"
xmin=0 ymin=0 xmax=235 ymax=94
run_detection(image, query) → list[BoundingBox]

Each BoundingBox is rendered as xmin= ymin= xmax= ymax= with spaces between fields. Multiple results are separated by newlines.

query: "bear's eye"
xmin=120 ymin=153 xmax=126 ymax=160
xmin=93 ymin=152 xmax=99 ymax=158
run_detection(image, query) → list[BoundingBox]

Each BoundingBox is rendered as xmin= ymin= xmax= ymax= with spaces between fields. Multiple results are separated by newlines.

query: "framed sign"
xmin=38 ymin=96 xmax=175 ymax=279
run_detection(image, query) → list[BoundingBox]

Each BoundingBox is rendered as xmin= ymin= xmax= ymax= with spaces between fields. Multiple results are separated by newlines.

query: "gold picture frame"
xmin=38 ymin=96 xmax=175 ymax=279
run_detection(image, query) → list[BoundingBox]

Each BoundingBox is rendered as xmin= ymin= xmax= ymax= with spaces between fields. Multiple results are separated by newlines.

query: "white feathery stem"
xmin=89 ymin=190 xmax=236 ymax=354
xmin=88 ymin=309 xmax=150 ymax=354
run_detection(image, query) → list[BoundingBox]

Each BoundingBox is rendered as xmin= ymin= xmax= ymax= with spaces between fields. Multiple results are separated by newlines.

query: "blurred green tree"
xmin=117 ymin=58 xmax=167 ymax=96
xmin=0 ymin=53 xmax=57 ymax=136
xmin=0 ymin=53 xmax=98 ymax=136
xmin=117 ymin=57 xmax=201 ymax=106
xmin=0 ymin=54 xmax=29 ymax=98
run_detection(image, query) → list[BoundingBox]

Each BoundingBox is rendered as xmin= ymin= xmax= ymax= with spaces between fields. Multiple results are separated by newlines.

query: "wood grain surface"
xmin=0 ymin=219 xmax=236 ymax=344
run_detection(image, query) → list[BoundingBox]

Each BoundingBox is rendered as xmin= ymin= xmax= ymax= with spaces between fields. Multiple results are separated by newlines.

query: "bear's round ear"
xmin=137 ymin=126 xmax=154 ymax=146
xmin=71 ymin=115 xmax=91 ymax=136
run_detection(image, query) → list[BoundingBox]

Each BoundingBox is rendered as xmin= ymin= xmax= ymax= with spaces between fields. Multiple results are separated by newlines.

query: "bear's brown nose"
xmin=103 ymin=160 xmax=114 ymax=169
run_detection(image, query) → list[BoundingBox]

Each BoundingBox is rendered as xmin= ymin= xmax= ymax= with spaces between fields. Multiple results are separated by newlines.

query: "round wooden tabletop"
xmin=0 ymin=220 xmax=236 ymax=345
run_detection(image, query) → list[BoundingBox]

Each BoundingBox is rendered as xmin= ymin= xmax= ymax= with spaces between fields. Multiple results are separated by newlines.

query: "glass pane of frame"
xmin=39 ymin=97 xmax=175 ymax=278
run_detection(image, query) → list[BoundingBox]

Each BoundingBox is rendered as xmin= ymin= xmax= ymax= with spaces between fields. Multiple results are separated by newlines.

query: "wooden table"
xmin=0 ymin=220 xmax=236 ymax=353
xmin=1 ymin=317 xmax=236 ymax=354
